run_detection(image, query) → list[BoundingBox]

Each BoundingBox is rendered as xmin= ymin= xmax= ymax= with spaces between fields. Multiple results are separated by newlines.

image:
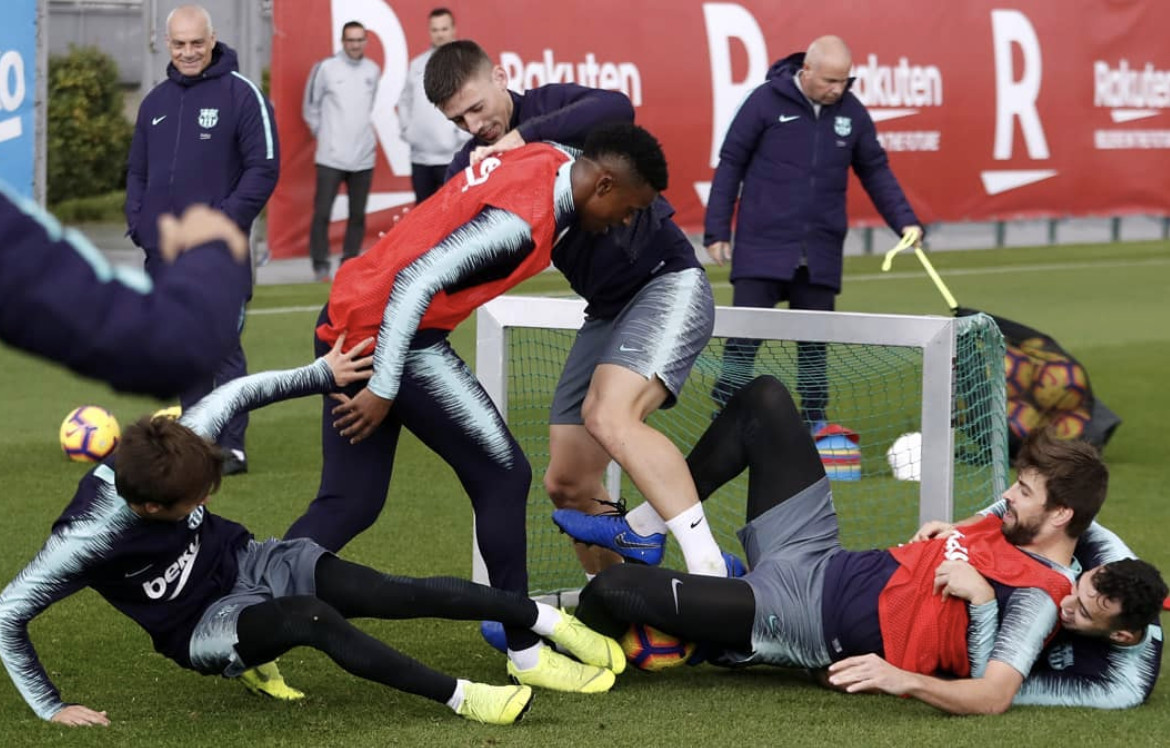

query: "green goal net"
xmin=475 ymin=298 xmax=1008 ymax=598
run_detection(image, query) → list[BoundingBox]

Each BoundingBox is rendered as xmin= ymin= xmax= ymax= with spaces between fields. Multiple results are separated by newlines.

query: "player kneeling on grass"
xmin=0 ymin=337 xmax=624 ymax=727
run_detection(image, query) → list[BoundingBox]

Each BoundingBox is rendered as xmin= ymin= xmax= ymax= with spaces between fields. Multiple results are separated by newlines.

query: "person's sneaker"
xmin=456 ymin=683 xmax=533 ymax=725
xmin=222 ymin=449 xmax=248 ymax=476
xmin=723 ymin=552 xmax=748 ymax=578
xmin=551 ymin=508 xmax=666 ymax=565
xmin=547 ymin=610 xmax=626 ymax=674
xmin=480 ymin=620 xmax=507 ymax=654
xmin=506 ymin=646 xmax=615 ymax=693
xmin=239 ymin=661 xmax=304 ymax=701
xmin=313 ymin=266 xmax=331 ymax=282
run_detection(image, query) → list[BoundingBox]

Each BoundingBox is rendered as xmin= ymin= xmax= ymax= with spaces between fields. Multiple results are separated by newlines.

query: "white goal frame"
xmin=472 ymin=295 xmax=963 ymax=591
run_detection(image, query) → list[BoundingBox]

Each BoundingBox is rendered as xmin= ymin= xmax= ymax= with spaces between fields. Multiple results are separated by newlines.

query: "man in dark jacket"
xmin=125 ymin=4 xmax=280 ymax=476
xmin=704 ymin=35 xmax=922 ymax=431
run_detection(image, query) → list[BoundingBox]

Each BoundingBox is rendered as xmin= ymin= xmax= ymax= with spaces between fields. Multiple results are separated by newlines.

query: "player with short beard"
xmin=572 ymin=375 xmax=1164 ymax=714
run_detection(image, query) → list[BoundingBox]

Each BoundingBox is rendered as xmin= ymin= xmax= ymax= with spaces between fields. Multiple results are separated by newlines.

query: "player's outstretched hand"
xmin=469 ymin=129 xmax=526 ymax=165
xmin=50 ymin=704 xmax=110 ymax=727
xmin=827 ymin=653 xmax=914 ymax=696
xmin=909 ymin=520 xmax=954 ymax=543
xmin=331 ymin=388 xmax=393 ymax=443
xmin=705 ymin=241 xmax=732 ymax=266
xmin=933 ymin=559 xmax=995 ymax=605
xmin=322 ymin=332 xmax=375 ymax=387
xmin=158 ymin=204 xmax=249 ymax=264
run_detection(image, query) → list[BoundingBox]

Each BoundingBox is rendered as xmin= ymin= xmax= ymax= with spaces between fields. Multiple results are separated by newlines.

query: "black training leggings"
xmin=689 ymin=375 xmax=825 ymax=521
xmin=233 ymin=555 xmax=540 ymax=703
xmin=576 ymin=375 xmax=823 ymax=649
xmin=576 ymin=564 xmax=756 ymax=650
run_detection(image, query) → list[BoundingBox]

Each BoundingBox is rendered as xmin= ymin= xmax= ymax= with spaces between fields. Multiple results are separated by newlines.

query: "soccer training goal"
xmin=474 ymin=296 xmax=1008 ymax=599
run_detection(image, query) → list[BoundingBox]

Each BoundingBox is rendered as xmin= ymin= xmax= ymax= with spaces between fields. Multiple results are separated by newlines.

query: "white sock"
xmin=531 ymin=601 xmax=561 ymax=637
xmin=665 ymin=503 xmax=725 ymax=576
xmin=507 ymin=642 xmax=543 ymax=671
xmin=446 ymin=678 xmax=468 ymax=711
xmin=626 ymin=502 xmax=668 ymax=536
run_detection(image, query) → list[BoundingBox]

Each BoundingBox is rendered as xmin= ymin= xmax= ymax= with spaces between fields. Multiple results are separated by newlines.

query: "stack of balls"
xmin=1004 ymin=339 xmax=1090 ymax=441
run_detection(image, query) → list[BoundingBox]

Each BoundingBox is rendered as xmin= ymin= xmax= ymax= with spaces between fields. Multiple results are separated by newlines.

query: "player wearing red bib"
xmin=285 ymin=123 xmax=668 ymax=694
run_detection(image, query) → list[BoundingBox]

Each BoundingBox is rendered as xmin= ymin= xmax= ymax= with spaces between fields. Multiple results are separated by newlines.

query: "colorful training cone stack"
xmin=814 ymin=423 xmax=861 ymax=481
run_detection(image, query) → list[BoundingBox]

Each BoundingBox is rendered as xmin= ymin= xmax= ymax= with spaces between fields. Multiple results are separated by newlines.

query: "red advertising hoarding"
xmin=269 ymin=0 xmax=1170 ymax=259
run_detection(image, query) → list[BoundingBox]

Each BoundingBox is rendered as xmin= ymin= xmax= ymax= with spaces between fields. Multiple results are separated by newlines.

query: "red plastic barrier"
xmin=269 ymin=1 xmax=1170 ymax=259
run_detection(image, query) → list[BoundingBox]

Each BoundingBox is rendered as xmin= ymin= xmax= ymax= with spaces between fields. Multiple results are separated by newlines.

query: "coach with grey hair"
xmin=125 ymin=3 xmax=279 ymax=477
xmin=704 ymin=35 xmax=921 ymax=433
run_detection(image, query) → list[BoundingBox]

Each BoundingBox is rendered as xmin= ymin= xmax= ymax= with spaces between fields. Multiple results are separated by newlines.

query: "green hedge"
xmin=47 ymin=46 xmax=133 ymax=205
xmin=49 ymin=190 xmax=127 ymax=223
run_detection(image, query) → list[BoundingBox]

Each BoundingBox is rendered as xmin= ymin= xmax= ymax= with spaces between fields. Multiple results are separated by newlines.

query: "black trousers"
xmin=712 ymin=269 xmax=837 ymax=423
xmin=285 ymin=312 xmax=538 ymax=651
xmin=410 ymin=163 xmax=449 ymax=203
xmin=309 ymin=165 xmax=373 ymax=270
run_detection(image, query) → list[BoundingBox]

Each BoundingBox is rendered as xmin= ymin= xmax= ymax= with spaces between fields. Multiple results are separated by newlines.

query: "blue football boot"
xmin=551 ymin=504 xmax=666 ymax=565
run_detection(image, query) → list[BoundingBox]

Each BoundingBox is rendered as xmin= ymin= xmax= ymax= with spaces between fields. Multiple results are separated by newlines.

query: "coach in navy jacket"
xmin=124 ymin=6 xmax=279 ymax=474
xmin=704 ymin=36 xmax=921 ymax=424
xmin=125 ymin=48 xmax=277 ymax=270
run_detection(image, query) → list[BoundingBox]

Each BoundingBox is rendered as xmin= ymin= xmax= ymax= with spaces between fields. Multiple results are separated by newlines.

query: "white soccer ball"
xmin=886 ymin=432 xmax=922 ymax=482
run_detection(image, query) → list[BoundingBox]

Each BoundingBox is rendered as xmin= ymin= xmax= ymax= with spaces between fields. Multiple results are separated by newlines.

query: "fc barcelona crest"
xmin=834 ymin=116 xmax=852 ymax=137
xmin=198 ymin=108 xmax=219 ymax=128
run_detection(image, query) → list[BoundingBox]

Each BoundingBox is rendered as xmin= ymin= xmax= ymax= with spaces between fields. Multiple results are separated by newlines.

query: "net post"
xmin=472 ymin=305 xmax=510 ymax=586
xmin=919 ymin=319 xmax=957 ymax=525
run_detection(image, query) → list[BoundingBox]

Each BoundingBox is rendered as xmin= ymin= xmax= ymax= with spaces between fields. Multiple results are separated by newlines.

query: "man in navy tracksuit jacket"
xmin=0 ymin=183 xmax=249 ymax=398
xmin=704 ymin=37 xmax=921 ymax=427
xmin=125 ymin=6 xmax=279 ymax=474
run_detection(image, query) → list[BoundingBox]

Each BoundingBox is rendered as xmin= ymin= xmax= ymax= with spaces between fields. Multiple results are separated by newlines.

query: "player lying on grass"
xmin=827 ymin=505 xmax=1167 ymax=710
xmin=0 ymin=338 xmax=625 ymax=727
xmin=426 ymin=39 xmax=723 ymax=580
xmin=569 ymin=375 xmax=1163 ymax=714
xmin=282 ymin=123 xmax=664 ymax=695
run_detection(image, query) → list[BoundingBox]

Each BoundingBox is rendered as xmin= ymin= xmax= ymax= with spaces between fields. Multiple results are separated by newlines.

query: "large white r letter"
xmin=703 ymin=3 xmax=768 ymax=168
xmin=991 ymin=9 xmax=1049 ymax=160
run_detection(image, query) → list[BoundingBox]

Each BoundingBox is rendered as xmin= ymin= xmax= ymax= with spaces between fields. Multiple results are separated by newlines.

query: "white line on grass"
xmin=246 ymin=257 xmax=1169 ymax=316
xmin=247 ymin=304 xmax=324 ymax=316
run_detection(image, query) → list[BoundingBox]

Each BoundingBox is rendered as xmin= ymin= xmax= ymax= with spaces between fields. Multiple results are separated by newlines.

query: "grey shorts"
xmin=549 ymin=268 xmax=714 ymax=424
xmin=188 ymin=537 xmax=327 ymax=677
xmin=737 ymin=477 xmax=841 ymax=669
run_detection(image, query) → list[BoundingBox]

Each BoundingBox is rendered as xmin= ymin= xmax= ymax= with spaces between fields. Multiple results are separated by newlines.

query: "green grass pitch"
xmin=1 ymin=241 xmax=1168 ymax=746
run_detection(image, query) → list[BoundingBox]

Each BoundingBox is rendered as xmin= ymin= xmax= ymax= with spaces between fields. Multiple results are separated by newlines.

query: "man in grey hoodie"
xmin=397 ymin=8 xmax=471 ymax=203
xmin=303 ymin=20 xmax=381 ymax=281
